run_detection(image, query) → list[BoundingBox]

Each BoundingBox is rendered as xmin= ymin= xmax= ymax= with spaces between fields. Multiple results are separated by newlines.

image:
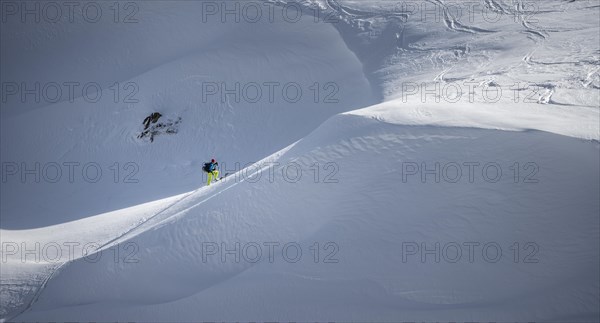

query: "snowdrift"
xmin=15 ymin=112 xmax=600 ymax=321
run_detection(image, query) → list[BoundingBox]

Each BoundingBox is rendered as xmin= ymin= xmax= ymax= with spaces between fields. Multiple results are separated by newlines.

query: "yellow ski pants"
xmin=207 ymin=170 xmax=219 ymax=186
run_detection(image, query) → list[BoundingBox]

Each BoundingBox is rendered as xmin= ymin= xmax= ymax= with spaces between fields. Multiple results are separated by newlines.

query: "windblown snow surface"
xmin=0 ymin=0 xmax=599 ymax=321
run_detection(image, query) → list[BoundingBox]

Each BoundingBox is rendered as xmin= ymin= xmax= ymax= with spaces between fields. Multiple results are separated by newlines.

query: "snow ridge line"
xmin=8 ymin=143 xmax=298 ymax=321
xmin=7 ymin=186 xmax=219 ymax=321
xmin=4 ymin=189 xmax=199 ymax=321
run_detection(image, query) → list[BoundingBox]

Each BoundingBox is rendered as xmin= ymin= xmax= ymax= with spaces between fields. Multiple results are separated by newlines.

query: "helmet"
xmin=211 ymin=159 xmax=215 ymax=163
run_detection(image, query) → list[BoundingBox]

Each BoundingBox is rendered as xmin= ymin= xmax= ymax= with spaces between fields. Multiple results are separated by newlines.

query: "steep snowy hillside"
xmin=11 ymin=114 xmax=600 ymax=321
xmin=1 ymin=0 xmax=599 ymax=321
xmin=1 ymin=0 xmax=375 ymax=229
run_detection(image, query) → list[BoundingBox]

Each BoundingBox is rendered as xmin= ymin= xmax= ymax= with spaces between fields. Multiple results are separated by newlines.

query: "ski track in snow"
xmin=427 ymin=0 xmax=496 ymax=34
xmin=325 ymin=0 xmax=410 ymax=22
xmin=5 ymin=144 xmax=296 ymax=321
xmin=6 ymin=188 xmax=208 ymax=321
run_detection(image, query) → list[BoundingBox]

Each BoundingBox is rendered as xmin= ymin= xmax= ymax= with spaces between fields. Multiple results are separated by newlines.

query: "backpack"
xmin=202 ymin=162 xmax=211 ymax=173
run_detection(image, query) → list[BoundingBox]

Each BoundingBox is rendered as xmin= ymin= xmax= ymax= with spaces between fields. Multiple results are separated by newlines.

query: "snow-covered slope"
xmin=1 ymin=0 xmax=599 ymax=321
xmin=1 ymin=0 xmax=376 ymax=229
xmin=11 ymin=114 xmax=600 ymax=321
